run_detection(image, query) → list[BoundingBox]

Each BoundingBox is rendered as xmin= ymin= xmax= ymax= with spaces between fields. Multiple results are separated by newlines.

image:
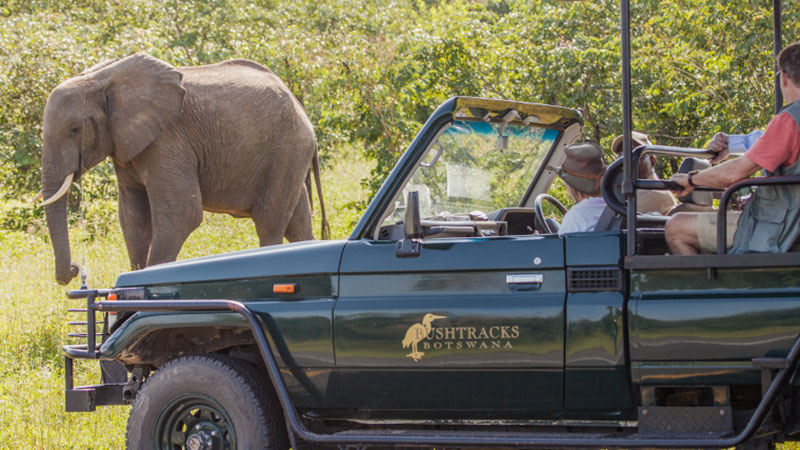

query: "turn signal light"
xmin=273 ymin=283 xmax=296 ymax=294
xmin=106 ymin=292 xmax=118 ymax=316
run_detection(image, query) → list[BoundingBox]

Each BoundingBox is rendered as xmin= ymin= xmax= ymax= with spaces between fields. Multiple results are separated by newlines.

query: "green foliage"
xmin=2 ymin=0 xmax=799 ymax=212
xmin=3 ymin=3 xmax=800 ymax=446
xmin=0 ymin=227 xmax=130 ymax=448
xmin=0 ymin=202 xmax=44 ymax=233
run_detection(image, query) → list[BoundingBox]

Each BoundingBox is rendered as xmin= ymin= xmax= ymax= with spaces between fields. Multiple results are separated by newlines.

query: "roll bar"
xmin=618 ymin=0 xmax=783 ymax=257
xmin=602 ymin=145 xmax=719 ymax=217
xmin=717 ymin=175 xmax=800 ymax=254
xmin=602 ymin=145 xmax=800 ymax=257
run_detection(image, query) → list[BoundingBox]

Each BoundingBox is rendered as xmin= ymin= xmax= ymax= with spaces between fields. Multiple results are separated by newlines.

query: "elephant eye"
xmin=68 ymin=126 xmax=80 ymax=136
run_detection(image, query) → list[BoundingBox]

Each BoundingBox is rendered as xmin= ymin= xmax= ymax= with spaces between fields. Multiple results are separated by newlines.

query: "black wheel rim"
xmin=155 ymin=393 xmax=237 ymax=450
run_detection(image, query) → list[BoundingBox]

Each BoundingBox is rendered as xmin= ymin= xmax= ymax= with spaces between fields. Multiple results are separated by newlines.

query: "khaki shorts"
xmin=696 ymin=211 xmax=742 ymax=254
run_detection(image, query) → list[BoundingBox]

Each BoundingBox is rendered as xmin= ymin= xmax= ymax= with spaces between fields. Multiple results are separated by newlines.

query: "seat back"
xmin=677 ymin=157 xmax=714 ymax=206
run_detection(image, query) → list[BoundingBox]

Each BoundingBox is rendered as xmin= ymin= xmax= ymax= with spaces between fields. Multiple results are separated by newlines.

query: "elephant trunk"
xmin=42 ymin=169 xmax=79 ymax=285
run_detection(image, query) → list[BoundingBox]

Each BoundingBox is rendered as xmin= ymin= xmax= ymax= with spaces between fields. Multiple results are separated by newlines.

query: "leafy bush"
xmin=1 ymin=203 xmax=45 ymax=233
xmin=1 ymin=0 xmax=798 ymax=238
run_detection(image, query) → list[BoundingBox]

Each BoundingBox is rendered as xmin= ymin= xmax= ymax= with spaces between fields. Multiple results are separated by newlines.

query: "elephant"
xmin=38 ymin=53 xmax=329 ymax=285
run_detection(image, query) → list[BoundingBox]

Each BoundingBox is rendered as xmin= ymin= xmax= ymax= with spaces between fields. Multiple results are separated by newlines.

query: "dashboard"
xmin=378 ymin=207 xmax=539 ymax=240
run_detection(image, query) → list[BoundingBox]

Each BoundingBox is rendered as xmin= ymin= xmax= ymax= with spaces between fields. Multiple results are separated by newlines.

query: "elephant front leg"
xmin=118 ymin=184 xmax=152 ymax=271
xmin=145 ymin=183 xmax=204 ymax=267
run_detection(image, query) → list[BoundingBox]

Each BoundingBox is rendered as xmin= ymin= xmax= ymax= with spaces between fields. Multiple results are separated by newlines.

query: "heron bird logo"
xmin=402 ymin=313 xmax=446 ymax=362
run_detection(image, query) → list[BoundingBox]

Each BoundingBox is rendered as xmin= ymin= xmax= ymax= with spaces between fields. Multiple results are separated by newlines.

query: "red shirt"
xmin=745 ymin=112 xmax=800 ymax=172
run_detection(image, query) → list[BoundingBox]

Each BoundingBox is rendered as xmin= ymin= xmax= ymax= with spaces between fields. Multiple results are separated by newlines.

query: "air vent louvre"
xmin=568 ymin=267 xmax=622 ymax=292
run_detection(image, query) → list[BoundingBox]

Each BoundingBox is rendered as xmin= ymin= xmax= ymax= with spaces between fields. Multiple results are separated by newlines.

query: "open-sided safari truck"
xmin=63 ymin=1 xmax=800 ymax=449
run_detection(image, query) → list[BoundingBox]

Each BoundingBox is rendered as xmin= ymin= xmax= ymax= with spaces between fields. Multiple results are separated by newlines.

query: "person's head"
xmin=550 ymin=142 xmax=606 ymax=201
xmin=778 ymin=42 xmax=800 ymax=103
xmin=611 ymin=131 xmax=655 ymax=179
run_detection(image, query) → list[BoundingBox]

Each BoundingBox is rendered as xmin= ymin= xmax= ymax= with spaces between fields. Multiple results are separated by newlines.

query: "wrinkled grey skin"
xmin=41 ymin=53 xmax=326 ymax=285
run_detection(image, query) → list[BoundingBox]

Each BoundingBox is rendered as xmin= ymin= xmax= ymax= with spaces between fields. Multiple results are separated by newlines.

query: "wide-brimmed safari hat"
xmin=611 ymin=131 xmax=652 ymax=155
xmin=549 ymin=142 xmax=606 ymax=195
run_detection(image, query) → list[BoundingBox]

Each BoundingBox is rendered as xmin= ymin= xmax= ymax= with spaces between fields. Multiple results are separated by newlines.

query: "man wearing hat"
xmin=611 ymin=131 xmax=677 ymax=215
xmin=550 ymin=142 xmax=608 ymax=235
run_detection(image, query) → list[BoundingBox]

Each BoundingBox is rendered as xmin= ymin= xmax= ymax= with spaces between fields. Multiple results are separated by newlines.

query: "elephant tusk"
xmin=32 ymin=190 xmax=44 ymax=203
xmin=40 ymin=173 xmax=74 ymax=206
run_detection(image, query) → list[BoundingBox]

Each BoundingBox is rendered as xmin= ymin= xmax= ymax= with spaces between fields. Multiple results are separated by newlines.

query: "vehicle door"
xmin=623 ymin=157 xmax=800 ymax=403
xmin=333 ymin=118 xmax=567 ymax=418
xmin=335 ymin=235 xmax=565 ymax=418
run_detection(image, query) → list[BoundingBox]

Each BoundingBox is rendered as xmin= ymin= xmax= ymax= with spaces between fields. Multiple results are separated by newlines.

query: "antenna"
xmin=79 ymin=92 xmax=88 ymax=290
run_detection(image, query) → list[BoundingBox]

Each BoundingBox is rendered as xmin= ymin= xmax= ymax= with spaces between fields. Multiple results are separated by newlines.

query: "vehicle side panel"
xmin=630 ymin=267 xmax=800 ymax=386
xmin=563 ymin=234 xmax=634 ymax=419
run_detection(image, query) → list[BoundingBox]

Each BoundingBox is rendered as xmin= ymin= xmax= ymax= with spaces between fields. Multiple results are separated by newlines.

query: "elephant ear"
xmin=95 ymin=53 xmax=185 ymax=164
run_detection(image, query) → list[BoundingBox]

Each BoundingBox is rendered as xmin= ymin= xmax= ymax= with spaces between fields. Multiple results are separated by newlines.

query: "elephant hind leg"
xmin=252 ymin=205 xmax=290 ymax=247
xmin=283 ymin=187 xmax=314 ymax=243
xmin=252 ymin=185 xmax=312 ymax=246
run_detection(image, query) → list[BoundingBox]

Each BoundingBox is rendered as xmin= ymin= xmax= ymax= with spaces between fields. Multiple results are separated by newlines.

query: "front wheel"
xmin=126 ymin=354 xmax=289 ymax=450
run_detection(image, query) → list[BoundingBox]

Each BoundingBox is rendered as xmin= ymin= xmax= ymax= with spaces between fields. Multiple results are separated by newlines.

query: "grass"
xmin=0 ymin=227 xmax=130 ymax=448
xmin=0 ymin=147 xmax=372 ymax=449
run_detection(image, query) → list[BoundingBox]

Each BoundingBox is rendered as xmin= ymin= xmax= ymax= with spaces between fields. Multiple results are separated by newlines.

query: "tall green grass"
xmin=0 ymin=148 xmax=372 ymax=448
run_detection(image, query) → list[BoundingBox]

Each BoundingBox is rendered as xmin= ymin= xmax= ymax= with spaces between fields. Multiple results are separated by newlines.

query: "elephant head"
xmin=39 ymin=53 xmax=185 ymax=284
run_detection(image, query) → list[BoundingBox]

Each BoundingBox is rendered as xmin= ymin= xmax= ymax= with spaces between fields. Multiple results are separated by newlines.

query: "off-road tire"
xmin=125 ymin=354 xmax=289 ymax=449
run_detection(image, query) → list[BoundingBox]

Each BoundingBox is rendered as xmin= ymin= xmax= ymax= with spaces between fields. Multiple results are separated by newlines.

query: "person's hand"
xmin=670 ymin=173 xmax=695 ymax=198
xmin=707 ymin=132 xmax=730 ymax=164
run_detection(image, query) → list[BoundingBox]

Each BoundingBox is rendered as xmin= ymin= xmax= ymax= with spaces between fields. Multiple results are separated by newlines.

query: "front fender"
xmin=101 ymin=311 xmax=251 ymax=366
xmin=64 ymin=297 xmax=333 ymax=412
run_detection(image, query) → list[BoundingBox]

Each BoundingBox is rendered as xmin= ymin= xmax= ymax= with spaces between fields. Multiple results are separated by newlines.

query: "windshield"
xmin=382 ymin=120 xmax=559 ymax=226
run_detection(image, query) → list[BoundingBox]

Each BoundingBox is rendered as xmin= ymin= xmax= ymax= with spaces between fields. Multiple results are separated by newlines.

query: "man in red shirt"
xmin=665 ymin=42 xmax=800 ymax=254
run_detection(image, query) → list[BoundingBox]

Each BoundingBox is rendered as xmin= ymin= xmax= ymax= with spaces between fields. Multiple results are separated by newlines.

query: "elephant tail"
xmin=312 ymin=146 xmax=330 ymax=240
xmin=306 ymin=172 xmax=312 ymax=212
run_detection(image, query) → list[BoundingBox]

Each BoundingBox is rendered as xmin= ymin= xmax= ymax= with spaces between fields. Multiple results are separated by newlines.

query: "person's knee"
xmin=665 ymin=213 xmax=688 ymax=242
xmin=665 ymin=213 xmax=702 ymax=254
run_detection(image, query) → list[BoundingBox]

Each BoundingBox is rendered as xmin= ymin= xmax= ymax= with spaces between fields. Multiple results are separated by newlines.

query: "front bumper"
xmin=63 ymin=288 xmax=127 ymax=412
xmin=64 ymin=356 xmax=125 ymax=412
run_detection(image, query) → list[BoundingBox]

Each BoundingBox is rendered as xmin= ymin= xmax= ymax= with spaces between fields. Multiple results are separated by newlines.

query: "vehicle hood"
xmin=114 ymin=240 xmax=347 ymax=287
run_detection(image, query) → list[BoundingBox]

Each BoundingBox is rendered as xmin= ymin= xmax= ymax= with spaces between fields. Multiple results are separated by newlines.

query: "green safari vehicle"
xmin=63 ymin=2 xmax=800 ymax=450
xmin=64 ymin=93 xmax=800 ymax=450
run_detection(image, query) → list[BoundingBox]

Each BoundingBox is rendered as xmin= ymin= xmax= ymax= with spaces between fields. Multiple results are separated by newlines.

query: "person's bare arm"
xmin=670 ymin=156 xmax=762 ymax=198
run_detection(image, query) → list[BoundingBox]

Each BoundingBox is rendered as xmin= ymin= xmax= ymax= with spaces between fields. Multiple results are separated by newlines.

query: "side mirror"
xmin=396 ymin=191 xmax=422 ymax=257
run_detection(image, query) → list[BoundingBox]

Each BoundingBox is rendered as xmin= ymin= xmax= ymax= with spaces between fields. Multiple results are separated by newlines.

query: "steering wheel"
xmin=534 ymin=194 xmax=568 ymax=234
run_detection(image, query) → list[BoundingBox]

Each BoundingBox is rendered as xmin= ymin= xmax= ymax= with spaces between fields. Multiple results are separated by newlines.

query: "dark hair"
xmin=778 ymin=42 xmax=800 ymax=86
